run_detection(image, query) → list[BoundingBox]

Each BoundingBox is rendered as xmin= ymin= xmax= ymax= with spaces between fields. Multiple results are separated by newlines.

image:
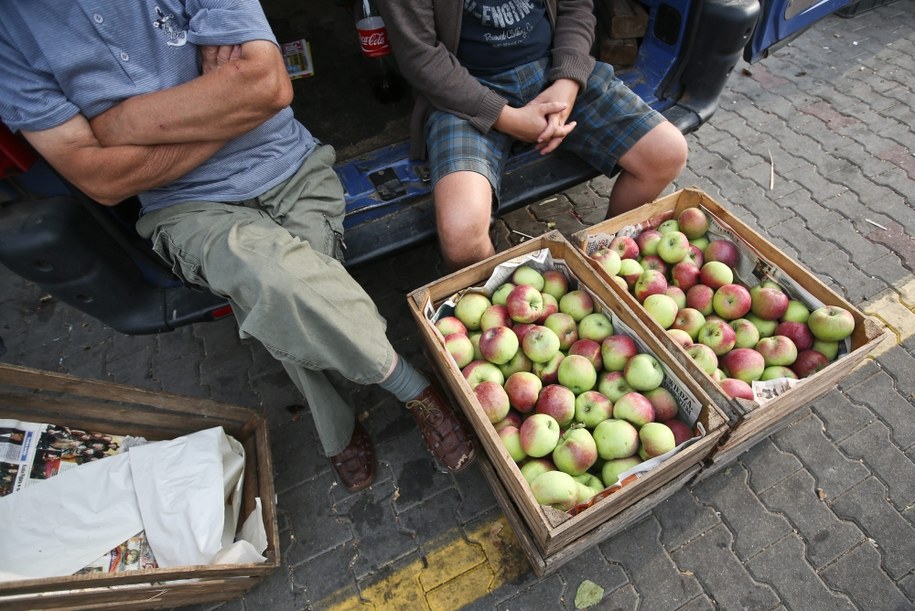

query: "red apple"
xmin=677 ymin=206 xmax=710 ymax=240
xmin=568 ymin=339 xmax=603 ymax=371
xmin=474 ymin=380 xmax=511 ymax=423
xmin=704 ymin=239 xmax=740 ymax=268
xmin=791 ymin=349 xmax=830 ymax=378
xmin=644 ymin=387 xmax=679 ymax=421
xmin=697 ymin=319 xmax=737 ymax=356
xmin=756 ymin=335 xmax=798 ymax=367
xmin=719 ymin=377 xmax=754 ymax=400
xmin=712 ymin=283 xmax=752 ymax=320
xmin=479 ymin=304 xmax=512 ymax=330
xmin=699 ymin=261 xmax=734 ymax=290
xmin=686 ymin=284 xmax=715 ymax=316
xmin=671 ymin=260 xmax=702 ymax=291
xmin=504 ymin=371 xmax=543 ymax=413
xmin=435 ymin=315 xmax=467 ymax=338
xmin=750 ymin=286 xmax=789 ymax=321
xmin=609 ymin=235 xmax=640 ymax=260
xmin=535 ymin=384 xmax=577 ymax=427
xmin=506 ymin=284 xmax=545 ymax=324
xmin=662 ymin=419 xmax=693 ymax=446
xmin=634 ymin=269 xmax=669 ymax=302
xmin=636 ymin=229 xmax=663 ymax=256
xmin=720 ymin=348 xmax=766 ymax=383
xmin=775 ymin=321 xmax=814 ymax=352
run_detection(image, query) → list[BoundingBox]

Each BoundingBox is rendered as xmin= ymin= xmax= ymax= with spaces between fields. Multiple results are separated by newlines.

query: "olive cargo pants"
xmin=136 ymin=145 xmax=395 ymax=456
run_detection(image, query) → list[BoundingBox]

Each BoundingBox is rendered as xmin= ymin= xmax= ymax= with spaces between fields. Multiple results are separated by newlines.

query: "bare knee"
xmin=623 ymin=121 xmax=688 ymax=185
xmin=434 ymin=172 xmax=495 ymax=270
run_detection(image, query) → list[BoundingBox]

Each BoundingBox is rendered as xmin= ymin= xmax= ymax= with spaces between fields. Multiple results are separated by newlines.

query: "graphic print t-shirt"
xmin=457 ymin=0 xmax=552 ymax=76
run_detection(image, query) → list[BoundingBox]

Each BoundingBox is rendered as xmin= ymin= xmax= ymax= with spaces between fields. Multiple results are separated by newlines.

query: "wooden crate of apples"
xmin=434 ymin=254 xmax=711 ymax=514
xmin=572 ymin=188 xmax=887 ymax=474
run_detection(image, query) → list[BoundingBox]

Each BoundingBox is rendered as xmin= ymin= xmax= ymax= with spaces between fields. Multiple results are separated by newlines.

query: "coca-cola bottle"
xmin=354 ymin=0 xmax=405 ymax=103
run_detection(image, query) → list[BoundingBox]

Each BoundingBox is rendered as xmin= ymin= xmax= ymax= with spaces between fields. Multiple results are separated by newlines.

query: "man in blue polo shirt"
xmin=0 ymin=1 xmax=475 ymax=492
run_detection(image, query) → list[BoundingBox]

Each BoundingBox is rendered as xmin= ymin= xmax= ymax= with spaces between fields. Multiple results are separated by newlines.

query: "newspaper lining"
xmin=0 ymin=418 xmax=157 ymax=573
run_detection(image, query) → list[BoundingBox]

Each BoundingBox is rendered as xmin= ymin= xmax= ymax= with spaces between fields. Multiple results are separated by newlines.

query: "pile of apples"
xmin=436 ymin=265 xmax=696 ymax=513
xmin=589 ymin=206 xmax=857 ymax=401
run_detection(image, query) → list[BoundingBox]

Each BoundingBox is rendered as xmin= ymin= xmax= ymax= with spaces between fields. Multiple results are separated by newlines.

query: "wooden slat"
xmin=1 ymin=577 xmax=257 ymax=610
xmin=0 ymin=364 xmax=253 ymax=424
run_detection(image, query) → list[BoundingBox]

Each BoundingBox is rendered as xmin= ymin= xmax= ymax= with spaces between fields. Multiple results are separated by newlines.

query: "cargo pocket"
xmin=151 ymin=231 xmax=207 ymax=290
xmin=323 ymin=214 xmax=347 ymax=263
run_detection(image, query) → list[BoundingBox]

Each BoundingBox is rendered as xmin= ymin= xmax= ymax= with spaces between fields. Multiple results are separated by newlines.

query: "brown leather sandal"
xmin=330 ymin=422 xmax=376 ymax=492
xmin=407 ymin=375 xmax=477 ymax=472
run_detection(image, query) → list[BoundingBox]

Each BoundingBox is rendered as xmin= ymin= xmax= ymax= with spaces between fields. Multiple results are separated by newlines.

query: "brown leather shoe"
xmin=330 ymin=422 xmax=376 ymax=492
xmin=406 ymin=375 xmax=477 ymax=472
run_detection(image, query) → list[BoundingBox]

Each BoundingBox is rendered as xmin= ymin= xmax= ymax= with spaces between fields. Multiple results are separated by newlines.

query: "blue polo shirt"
xmin=0 ymin=0 xmax=315 ymax=213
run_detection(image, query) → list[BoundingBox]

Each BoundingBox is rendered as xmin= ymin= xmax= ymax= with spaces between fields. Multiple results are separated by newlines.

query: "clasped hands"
xmin=495 ymin=78 xmax=581 ymax=155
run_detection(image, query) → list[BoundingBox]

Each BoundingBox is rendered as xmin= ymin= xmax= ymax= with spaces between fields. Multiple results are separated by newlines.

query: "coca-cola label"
xmin=357 ymin=25 xmax=390 ymax=58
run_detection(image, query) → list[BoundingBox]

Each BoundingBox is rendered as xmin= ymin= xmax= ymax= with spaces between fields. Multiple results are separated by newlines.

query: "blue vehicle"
xmin=0 ymin=0 xmax=855 ymax=334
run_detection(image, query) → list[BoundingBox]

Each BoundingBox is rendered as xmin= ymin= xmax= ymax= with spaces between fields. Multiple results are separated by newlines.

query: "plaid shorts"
xmin=425 ymin=58 xmax=664 ymax=204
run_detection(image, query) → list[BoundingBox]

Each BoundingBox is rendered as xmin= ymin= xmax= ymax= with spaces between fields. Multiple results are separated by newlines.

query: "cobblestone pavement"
xmin=2 ymin=3 xmax=913 ymax=610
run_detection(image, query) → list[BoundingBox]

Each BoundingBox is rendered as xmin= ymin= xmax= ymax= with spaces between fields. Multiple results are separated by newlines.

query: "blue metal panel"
xmin=747 ymin=0 xmax=853 ymax=63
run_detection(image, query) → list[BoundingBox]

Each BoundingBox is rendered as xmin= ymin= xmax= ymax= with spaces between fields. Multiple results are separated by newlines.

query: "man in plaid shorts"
xmin=380 ymin=0 xmax=689 ymax=270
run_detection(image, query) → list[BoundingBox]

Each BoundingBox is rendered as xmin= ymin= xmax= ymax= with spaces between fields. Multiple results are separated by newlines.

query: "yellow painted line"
xmin=860 ymin=277 xmax=915 ymax=359
xmin=320 ymin=516 xmax=531 ymax=610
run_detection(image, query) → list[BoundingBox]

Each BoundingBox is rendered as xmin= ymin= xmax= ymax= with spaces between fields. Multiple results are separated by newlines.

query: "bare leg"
xmin=606 ymin=122 xmax=689 ymax=218
xmin=434 ymin=170 xmax=496 ymax=271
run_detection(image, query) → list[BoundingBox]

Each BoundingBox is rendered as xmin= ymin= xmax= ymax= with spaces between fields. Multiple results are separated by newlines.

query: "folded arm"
xmin=90 ymin=40 xmax=292 ymax=147
xmin=22 ymin=114 xmax=227 ymax=206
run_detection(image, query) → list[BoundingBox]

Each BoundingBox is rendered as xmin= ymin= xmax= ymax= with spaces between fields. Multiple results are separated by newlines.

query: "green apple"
xmin=559 ymin=290 xmax=595 ymax=322
xmin=591 ymin=247 xmax=622 ymax=277
xmin=520 ymin=457 xmax=555 ymax=484
xmin=593 ymin=418 xmax=640 ymax=460
xmin=812 ymin=339 xmax=839 ymax=361
xmin=454 ymin=292 xmax=491 ymax=331
xmin=601 ymin=456 xmax=642 ymax=487
xmin=512 ymin=265 xmax=545 ymax=291
xmin=657 ymin=230 xmax=691 ymax=264
xmin=643 ymin=293 xmax=678 ymax=329
xmin=530 ymin=470 xmax=579 ymax=511
xmin=639 ymin=422 xmax=676 ymax=458
xmin=491 ymin=282 xmax=515 ymax=306
xmin=597 ymin=371 xmax=633 ymax=402
xmin=478 ymin=325 xmax=519 ymax=364
xmin=542 ymin=270 xmax=570 ymax=300
xmin=623 ymin=353 xmax=665 ymax=391
xmin=578 ymin=312 xmax=614 ymax=342
xmin=498 ymin=425 xmax=526 ymax=462
xmin=782 ymin=299 xmax=811 ymax=324
xmin=519 ymin=413 xmax=561 ymax=458
xmin=807 ymin=306 xmax=855 ymax=341
xmin=557 ymin=354 xmax=598 ymax=395
xmin=521 ymin=325 xmax=562 ymax=363
xmin=574 ymin=390 xmax=613 ymax=428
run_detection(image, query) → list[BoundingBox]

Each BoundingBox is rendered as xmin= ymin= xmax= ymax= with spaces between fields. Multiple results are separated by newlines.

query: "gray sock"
xmin=378 ymin=355 xmax=430 ymax=402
